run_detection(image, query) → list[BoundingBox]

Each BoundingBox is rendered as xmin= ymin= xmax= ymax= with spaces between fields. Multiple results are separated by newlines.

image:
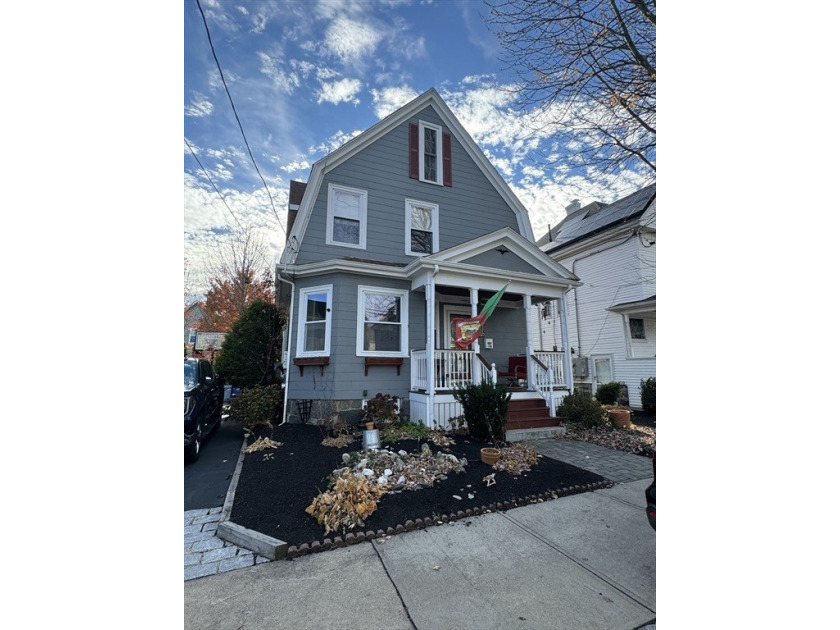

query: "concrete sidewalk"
xmin=184 ymin=478 xmax=655 ymax=630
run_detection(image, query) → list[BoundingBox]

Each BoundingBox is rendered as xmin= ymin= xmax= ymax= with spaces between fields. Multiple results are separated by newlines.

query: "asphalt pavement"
xmin=184 ymin=419 xmax=245 ymax=511
xmin=184 ymin=438 xmax=656 ymax=630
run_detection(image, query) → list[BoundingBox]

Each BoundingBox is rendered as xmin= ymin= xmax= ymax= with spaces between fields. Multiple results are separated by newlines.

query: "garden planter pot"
xmin=480 ymin=447 xmax=501 ymax=465
xmin=608 ymin=409 xmax=632 ymax=428
xmin=362 ymin=429 xmax=380 ymax=450
xmin=365 ymin=422 xmax=375 ymax=430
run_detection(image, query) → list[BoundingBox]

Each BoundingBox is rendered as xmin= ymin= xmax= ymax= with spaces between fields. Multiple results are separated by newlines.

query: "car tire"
xmin=185 ymin=433 xmax=201 ymax=463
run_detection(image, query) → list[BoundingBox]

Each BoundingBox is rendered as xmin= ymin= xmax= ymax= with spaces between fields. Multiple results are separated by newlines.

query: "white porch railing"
xmin=410 ymin=350 xmax=428 ymax=391
xmin=411 ymin=349 xmax=475 ymax=391
xmin=529 ymin=354 xmax=557 ymax=417
xmin=533 ymin=351 xmax=566 ymax=387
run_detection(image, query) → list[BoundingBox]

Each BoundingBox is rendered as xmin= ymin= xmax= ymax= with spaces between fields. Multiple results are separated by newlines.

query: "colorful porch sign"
xmin=452 ymin=283 xmax=509 ymax=349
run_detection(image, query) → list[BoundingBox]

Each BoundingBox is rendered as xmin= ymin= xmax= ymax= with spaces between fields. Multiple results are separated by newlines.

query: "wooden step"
xmin=505 ymin=417 xmax=562 ymax=430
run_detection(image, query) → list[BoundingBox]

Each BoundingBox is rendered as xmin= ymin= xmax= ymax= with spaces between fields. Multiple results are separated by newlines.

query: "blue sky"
xmin=184 ymin=0 xmax=652 ymax=293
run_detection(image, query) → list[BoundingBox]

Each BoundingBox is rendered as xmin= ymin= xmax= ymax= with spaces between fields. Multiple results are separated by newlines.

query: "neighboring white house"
xmin=530 ymin=184 xmax=656 ymax=409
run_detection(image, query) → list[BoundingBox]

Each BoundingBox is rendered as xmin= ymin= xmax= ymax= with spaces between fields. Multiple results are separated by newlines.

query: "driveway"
xmin=184 ymin=419 xmax=244 ymax=511
xmin=184 ymin=440 xmax=655 ymax=630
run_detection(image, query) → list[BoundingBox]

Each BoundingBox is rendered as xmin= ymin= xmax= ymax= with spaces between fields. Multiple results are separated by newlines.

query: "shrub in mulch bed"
xmin=229 ymin=424 xmax=609 ymax=559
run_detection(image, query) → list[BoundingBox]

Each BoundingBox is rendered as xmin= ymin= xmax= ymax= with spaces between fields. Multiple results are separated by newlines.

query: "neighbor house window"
xmin=356 ymin=286 xmax=409 ymax=357
xmin=419 ymin=121 xmax=442 ymax=185
xmin=405 ymin=199 xmax=439 ymax=256
xmin=326 ymin=183 xmax=367 ymax=249
xmin=629 ymin=318 xmax=646 ymax=340
xmin=297 ymin=285 xmax=332 ymax=356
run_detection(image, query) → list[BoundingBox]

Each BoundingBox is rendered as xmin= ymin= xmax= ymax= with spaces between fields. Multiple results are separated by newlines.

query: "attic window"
xmin=629 ymin=318 xmax=646 ymax=340
xmin=409 ymin=121 xmax=452 ymax=186
xmin=326 ymin=183 xmax=367 ymax=249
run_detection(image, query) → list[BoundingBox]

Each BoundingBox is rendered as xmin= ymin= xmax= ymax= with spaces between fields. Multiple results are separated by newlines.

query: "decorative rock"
xmin=420 ymin=443 xmax=432 ymax=457
xmin=460 ymin=458 xmax=468 ymax=466
xmin=363 ymin=468 xmax=374 ymax=477
xmin=298 ymin=543 xmax=310 ymax=554
xmin=311 ymin=541 xmax=322 ymax=553
xmin=453 ymin=494 xmax=462 ymax=500
xmin=457 ymin=510 xmax=465 ymax=518
xmin=404 ymin=520 xmax=414 ymax=530
xmin=423 ymin=517 xmax=433 ymax=526
xmin=414 ymin=518 xmax=425 ymax=528
xmin=377 ymin=476 xmax=388 ymax=484
xmin=397 ymin=475 xmax=406 ymax=485
xmin=384 ymin=468 xmax=392 ymax=477
xmin=376 ymin=529 xmax=385 ymax=537
xmin=398 ymin=450 xmax=407 ymax=456
xmin=287 ymin=545 xmax=298 ymax=558
xmin=321 ymin=538 xmax=332 ymax=550
xmin=467 ymin=493 xmax=474 ymax=499
xmin=333 ymin=536 xmax=344 ymax=547
xmin=386 ymin=527 xmax=395 ymax=535
xmin=395 ymin=524 xmax=405 ymax=533
xmin=441 ymin=514 xmax=449 ymax=522
xmin=342 ymin=453 xmax=351 ymax=463
xmin=365 ymin=530 xmax=376 ymax=540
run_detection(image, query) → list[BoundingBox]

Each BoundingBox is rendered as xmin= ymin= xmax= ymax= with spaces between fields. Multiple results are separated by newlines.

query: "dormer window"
xmin=409 ymin=120 xmax=452 ymax=186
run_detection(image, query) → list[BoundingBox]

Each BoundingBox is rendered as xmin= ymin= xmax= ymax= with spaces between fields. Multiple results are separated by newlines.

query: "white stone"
xmin=384 ymin=469 xmax=392 ymax=477
xmin=397 ymin=475 xmax=406 ymax=484
xmin=362 ymin=468 xmax=374 ymax=476
xmin=453 ymin=495 xmax=462 ymax=500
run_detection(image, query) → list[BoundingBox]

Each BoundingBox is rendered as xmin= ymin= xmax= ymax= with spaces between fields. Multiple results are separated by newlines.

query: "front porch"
xmin=409 ymin=349 xmax=571 ymax=430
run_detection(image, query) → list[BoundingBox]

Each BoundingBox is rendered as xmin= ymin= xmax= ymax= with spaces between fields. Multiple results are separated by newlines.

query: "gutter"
xmin=277 ymin=270 xmax=295 ymax=426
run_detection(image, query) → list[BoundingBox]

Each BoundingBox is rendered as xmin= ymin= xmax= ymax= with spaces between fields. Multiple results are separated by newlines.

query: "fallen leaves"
xmin=492 ymin=444 xmax=540 ymax=475
xmin=557 ymin=423 xmax=655 ymax=455
xmin=321 ymin=434 xmax=355 ymax=448
xmin=244 ymin=437 xmax=284 ymax=453
xmin=305 ymin=469 xmax=388 ymax=535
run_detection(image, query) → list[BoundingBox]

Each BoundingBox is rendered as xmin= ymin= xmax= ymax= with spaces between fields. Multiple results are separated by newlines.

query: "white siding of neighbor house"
xmin=531 ymin=229 xmax=656 ymax=408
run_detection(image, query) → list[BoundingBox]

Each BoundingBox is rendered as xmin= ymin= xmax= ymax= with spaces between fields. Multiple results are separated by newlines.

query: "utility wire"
xmin=184 ymin=137 xmax=244 ymax=231
xmin=195 ymin=0 xmax=286 ymax=237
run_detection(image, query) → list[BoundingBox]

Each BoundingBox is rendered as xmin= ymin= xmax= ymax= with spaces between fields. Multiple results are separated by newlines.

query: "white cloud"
xmin=280 ymin=160 xmax=311 ymax=173
xmin=258 ymin=51 xmax=300 ymax=94
xmin=310 ymin=129 xmax=365 ymax=155
xmin=185 ymin=94 xmax=214 ymax=117
xmin=370 ymin=85 xmax=419 ymax=118
xmin=324 ymin=17 xmax=383 ymax=64
xmin=317 ymin=78 xmax=363 ymax=105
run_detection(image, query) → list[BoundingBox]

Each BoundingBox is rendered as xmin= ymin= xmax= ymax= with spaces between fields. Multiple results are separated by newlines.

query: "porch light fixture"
xmin=495 ymin=245 xmax=509 ymax=254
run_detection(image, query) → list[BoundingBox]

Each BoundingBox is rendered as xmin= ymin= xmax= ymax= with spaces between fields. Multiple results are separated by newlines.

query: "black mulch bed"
xmin=230 ymin=424 xmax=609 ymax=559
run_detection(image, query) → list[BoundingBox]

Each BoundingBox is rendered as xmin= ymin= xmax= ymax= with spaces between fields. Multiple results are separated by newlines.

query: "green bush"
xmin=557 ymin=391 xmax=608 ymax=428
xmin=215 ymin=300 xmax=284 ymax=389
xmin=230 ymin=384 xmax=284 ymax=430
xmin=453 ymin=381 xmax=510 ymax=444
xmin=381 ymin=421 xmax=431 ymax=444
xmin=640 ymin=377 xmax=656 ymax=414
xmin=595 ymin=381 xmax=622 ymax=405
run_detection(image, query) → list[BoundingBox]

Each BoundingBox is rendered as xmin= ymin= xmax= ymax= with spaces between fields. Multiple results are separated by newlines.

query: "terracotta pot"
xmin=365 ymin=421 xmax=375 ymax=430
xmin=480 ymin=447 xmax=501 ymax=465
xmin=608 ymin=409 xmax=632 ymax=428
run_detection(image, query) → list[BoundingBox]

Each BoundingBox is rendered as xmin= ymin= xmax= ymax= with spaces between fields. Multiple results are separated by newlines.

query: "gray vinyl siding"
xmin=288 ymin=273 xmax=423 ymax=401
xmin=461 ymin=250 xmax=542 ymax=275
xmin=295 ymin=105 xmax=522 ymax=265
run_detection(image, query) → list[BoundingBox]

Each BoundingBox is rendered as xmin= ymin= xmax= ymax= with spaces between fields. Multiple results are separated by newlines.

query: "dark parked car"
xmin=184 ymin=358 xmax=224 ymax=463
xmin=645 ymin=449 xmax=656 ymax=529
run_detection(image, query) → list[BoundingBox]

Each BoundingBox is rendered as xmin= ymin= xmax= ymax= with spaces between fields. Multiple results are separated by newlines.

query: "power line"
xmin=184 ymin=137 xmax=244 ymax=231
xmin=195 ymin=0 xmax=286 ymax=237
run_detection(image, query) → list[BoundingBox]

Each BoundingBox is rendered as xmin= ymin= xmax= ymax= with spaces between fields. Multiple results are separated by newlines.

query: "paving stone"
xmin=201 ymin=522 xmax=219 ymax=533
xmin=184 ymin=532 xmax=211 ymax=545
xmin=184 ymin=552 xmax=202 ymax=567
xmin=191 ymin=513 xmax=221 ymax=525
xmin=201 ymin=546 xmax=239 ymax=563
xmin=184 ymin=524 xmax=203 ymax=535
xmin=255 ymin=555 xmax=271 ymax=564
xmin=208 ymin=506 xmax=223 ymax=515
xmin=219 ymin=554 xmax=256 ymax=572
xmin=185 ymin=562 xmax=219 ymax=581
xmin=189 ymin=537 xmax=225 ymax=553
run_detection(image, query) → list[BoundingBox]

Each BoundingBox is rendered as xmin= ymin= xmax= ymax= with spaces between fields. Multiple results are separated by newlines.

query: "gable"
xmin=282 ymin=89 xmax=535 ymax=267
xmin=461 ymin=249 xmax=543 ymax=275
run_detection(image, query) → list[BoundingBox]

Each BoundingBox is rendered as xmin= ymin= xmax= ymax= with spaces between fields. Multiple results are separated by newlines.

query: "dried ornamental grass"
xmin=305 ymin=469 xmax=388 ymax=534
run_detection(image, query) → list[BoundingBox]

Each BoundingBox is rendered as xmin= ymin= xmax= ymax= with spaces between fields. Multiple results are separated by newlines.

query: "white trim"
xmin=418 ymin=120 xmax=443 ymax=185
xmin=296 ymin=284 xmax=333 ymax=357
xmin=404 ymin=198 xmax=439 ymax=256
xmin=326 ymin=183 xmax=367 ymax=250
xmin=356 ymin=285 xmax=410 ymax=358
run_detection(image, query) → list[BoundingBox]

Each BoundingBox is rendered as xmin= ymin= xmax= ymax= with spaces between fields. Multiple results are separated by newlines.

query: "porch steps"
xmin=505 ymin=398 xmax=560 ymax=432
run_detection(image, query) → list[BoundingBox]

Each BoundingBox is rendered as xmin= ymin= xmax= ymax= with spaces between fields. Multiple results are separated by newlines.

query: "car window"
xmin=184 ymin=362 xmax=197 ymax=389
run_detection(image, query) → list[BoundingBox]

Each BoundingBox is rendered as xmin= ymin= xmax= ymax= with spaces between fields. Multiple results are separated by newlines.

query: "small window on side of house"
xmin=629 ymin=318 xmax=646 ymax=340
xmin=419 ymin=121 xmax=443 ymax=185
xmin=405 ymin=199 xmax=439 ymax=256
xmin=326 ymin=183 xmax=367 ymax=249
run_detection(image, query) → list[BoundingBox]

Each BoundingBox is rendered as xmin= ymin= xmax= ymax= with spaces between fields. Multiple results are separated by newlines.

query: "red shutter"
xmin=408 ymin=123 xmax=419 ymax=179
xmin=443 ymin=133 xmax=452 ymax=187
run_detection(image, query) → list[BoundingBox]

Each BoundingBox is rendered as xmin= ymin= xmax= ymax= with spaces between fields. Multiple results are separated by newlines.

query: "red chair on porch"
xmin=497 ymin=356 xmax=527 ymax=386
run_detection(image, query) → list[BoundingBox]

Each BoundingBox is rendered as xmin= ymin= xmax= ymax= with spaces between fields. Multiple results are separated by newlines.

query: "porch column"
xmin=523 ymin=294 xmax=534 ymax=390
xmin=425 ymin=276 xmax=436 ymax=427
xmin=471 ymin=288 xmax=480 ymax=384
xmin=559 ymin=291 xmax=574 ymax=393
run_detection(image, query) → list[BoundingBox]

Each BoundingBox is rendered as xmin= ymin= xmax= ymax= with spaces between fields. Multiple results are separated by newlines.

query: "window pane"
xmin=304 ymin=322 xmax=326 ymax=351
xmin=306 ymin=294 xmax=327 ymax=321
xmin=365 ymin=293 xmax=400 ymax=323
xmin=629 ymin=318 xmax=646 ymax=339
xmin=333 ymin=190 xmax=360 ymax=219
xmin=332 ymin=217 xmax=360 ymax=244
xmin=411 ymin=229 xmax=432 ymax=254
xmin=424 ymin=127 xmax=436 ymax=154
xmin=424 ymin=154 xmax=436 ymax=181
xmin=411 ymin=205 xmax=432 ymax=230
xmin=364 ymin=323 xmax=400 ymax=352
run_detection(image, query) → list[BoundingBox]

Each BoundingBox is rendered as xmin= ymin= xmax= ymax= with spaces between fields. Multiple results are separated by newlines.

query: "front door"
xmin=593 ymin=356 xmax=613 ymax=393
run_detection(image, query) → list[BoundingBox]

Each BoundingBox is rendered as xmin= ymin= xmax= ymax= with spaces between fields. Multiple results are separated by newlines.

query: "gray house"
xmin=277 ymin=88 xmax=580 ymax=429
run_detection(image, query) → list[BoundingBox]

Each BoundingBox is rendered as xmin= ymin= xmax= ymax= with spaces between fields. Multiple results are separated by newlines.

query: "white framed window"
xmin=326 ymin=183 xmax=367 ymax=249
xmin=296 ymin=285 xmax=333 ymax=357
xmin=356 ymin=286 xmax=409 ymax=357
xmin=405 ymin=199 xmax=439 ymax=256
xmin=419 ymin=120 xmax=443 ymax=185
xmin=629 ymin=317 xmax=646 ymax=339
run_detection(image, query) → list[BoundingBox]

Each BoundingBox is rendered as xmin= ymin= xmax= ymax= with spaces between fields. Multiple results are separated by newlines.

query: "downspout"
xmin=277 ymin=270 xmax=295 ymax=427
